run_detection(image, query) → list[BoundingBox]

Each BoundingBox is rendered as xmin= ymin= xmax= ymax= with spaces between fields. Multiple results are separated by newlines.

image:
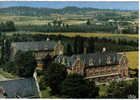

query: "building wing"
xmin=0 ymin=77 xmax=40 ymax=98
xmin=55 ymin=52 xmax=124 ymax=67
xmin=11 ymin=40 xmax=57 ymax=51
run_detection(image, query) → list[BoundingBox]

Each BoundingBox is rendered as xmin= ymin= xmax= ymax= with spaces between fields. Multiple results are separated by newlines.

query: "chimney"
xmin=84 ymin=47 xmax=87 ymax=55
xmin=102 ymin=47 xmax=106 ymax=53
xmin=123 ymin=52 xmax=126 ymax=55
xmin=46 ymin=38 xmax=50 ymax=41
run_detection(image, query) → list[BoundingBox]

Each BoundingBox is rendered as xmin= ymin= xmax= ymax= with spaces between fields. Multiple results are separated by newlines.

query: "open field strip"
xmin=45 ymin=33 xmax=138 ymax=38
xmin=5 ymin=32 xmax=138 ymax=38
xmin=15 ymin=20 xmax=51 ymax=26
xmin=125 ymin=51 xmax=138 ymax=69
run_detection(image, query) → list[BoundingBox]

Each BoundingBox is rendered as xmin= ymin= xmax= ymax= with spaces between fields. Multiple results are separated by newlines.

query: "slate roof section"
xmin=0 ymin=77 xmax=40 ymax=98
xmin=117 ymin=54 xmax=124 ymax=64
xmin=55 ymin=52 xmax=123 ymax=68
xmin=11 ymin=40 xmax=57 ymax=51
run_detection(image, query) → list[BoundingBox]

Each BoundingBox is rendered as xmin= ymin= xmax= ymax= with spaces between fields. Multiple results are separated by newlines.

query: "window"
xmin=107 ymin=56 xmax=111 ymax=64
xmin=62 ymin=58 xmax=65 ymax=64
xmin=89 ymin=59 xmax=94 ymax=66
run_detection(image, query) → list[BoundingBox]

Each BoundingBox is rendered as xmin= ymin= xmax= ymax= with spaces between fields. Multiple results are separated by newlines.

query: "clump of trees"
xmin=44 ymin=20 xmax=118 ymax=33
xmin=46 ymin=63 xmax=67 ymax=94
xmin=39 ymin=62 xmax=67 ymax=94
xmin=3 ymin=51 xmax=37 ymax=77
xmin=42 ymin=54 xmax=57 ymax=71
xmin=104 ymin=78 xmax=138 ymax=98
xmin=60 ymin=74 xmax=99 ymax=98
xmin=0 ymin=21 xmax=16 ymax=32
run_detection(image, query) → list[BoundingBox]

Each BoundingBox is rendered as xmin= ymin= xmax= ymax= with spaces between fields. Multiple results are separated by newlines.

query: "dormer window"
xmin=44 ymin=45 xmax=48 ymax=50
xmin=89 ymin=59 xmax=94 ymax=66
xmin=62 ymin=57 xmax=65 ymax=64
xmin=107 ymin=56 xmax=111 ymax=64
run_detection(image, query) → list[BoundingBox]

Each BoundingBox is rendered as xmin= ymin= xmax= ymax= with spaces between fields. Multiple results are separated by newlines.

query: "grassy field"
xmin=0 ymin=68 xmax=17 ymax=78
xmin=45 ymin=33 xmax=138 ymax=38
xmin=5 ymin=31 xmax=138 ymax=38
xmin=125 ymin=51 xmax=138 ymax=69
xmin=41 ymin=87 xmax=59 ymax=98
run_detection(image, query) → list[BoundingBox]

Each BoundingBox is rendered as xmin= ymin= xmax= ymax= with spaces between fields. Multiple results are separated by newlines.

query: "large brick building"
xmin=10 ymin=39 xmax=64 ymax=64
xmin=10 ymin=39 xmax=129 ymax=83
xmin=55 ymin=51 xmax=128 ymax=83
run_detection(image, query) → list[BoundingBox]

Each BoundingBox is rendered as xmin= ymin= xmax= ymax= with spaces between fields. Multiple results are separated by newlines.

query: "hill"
xmin=0 ymin=6 xmax=138 ymax=17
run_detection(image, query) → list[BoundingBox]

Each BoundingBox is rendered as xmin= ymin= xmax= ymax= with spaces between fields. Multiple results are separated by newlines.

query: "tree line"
xmin=0 ymin=21 xmax=16 ymax=32
xmin=16 ymin=19 xmax=138 ymax=34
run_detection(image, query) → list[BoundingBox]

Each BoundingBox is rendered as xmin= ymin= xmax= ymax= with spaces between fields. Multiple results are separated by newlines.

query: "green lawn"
xmin=41 ymin=87 xmax=60 ymax=98
xmin=0 ymin=68 xmax=17 ymax=78
xmin=119 ymin=51 xmax=138 ymax=69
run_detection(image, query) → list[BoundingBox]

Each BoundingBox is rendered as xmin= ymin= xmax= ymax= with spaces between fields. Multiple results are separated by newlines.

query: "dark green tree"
xmin=66 ymin=43 xmax=73 ymax=56
xmin=53 ymin=20 xmax=57 ymax=26
xmin=60 ymin=74 xmax=99 ymax=98
xmin=105 ymin=79 xmax=138 ymax=99
xmin=58 ymin=20 xmax=62 ymax=27
xmin=86 ymin=19 xmax=91 ymax=25
xmin=5 ymin=21 xmax=16 ymax=31
xmin=42 ymin=54 xmax=56 ymax=71
xmin=106 ymin=81 xmax=127 ymax=98
xmin=126 ymin=78 xmax=138 ymax=98
xmin=1 ymin=39 xmax=11 ymax=64
xmin=0 ymin=22 xmax=5 ymax=32
xmin=47 ymin=63 xmax=67 ymax=94
xmin=14 ymin=51 xmax=37 ymax=77
xmin=3 ymin=61 xmax=17 ymax=74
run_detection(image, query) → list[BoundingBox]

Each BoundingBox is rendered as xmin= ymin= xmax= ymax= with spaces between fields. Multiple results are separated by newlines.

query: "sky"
xmin=0 ymin=1 xmax=138 ymax=10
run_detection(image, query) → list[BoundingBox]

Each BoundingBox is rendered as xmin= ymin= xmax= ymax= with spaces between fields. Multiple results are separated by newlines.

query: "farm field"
xmin=5 ymin=31 xmax=138 ymax=38
xmin=44 ymin=32 xmax=138 ymax=38
xmin=125 ymin=51 xmax=138 ymax=69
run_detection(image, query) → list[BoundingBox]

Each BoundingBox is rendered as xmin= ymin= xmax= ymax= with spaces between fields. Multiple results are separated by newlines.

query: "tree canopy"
xmin=47 ymin=63 xmax=67 ymax=94
xmin=14 ymin=51 xmax=37 ymax=77
xmin=105 ymin=79 xmax=138 ymax=98
xmin=60 ymin=74 xmax=99 ymax=98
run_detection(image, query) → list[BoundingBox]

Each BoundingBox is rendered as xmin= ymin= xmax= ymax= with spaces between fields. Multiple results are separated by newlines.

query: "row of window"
xmin=86 ymin=66 xmax=119 ymax=77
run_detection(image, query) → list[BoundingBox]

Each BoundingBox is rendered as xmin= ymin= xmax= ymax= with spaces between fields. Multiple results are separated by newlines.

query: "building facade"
xmin=10 ymin=40 xmax=64 ymax=64
xmin=55 ymin=52 xmax=129 ymax=83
